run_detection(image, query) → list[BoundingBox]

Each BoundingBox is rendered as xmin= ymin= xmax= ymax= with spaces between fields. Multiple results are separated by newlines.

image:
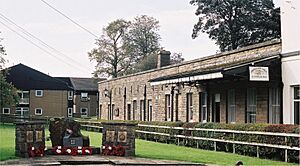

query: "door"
xmin=212 ymin=93 xmax=220 ymax=122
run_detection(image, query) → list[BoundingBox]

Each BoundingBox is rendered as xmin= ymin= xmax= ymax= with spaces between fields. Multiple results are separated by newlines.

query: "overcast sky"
xmin=0 ymin=0 xmax=280 ymax=77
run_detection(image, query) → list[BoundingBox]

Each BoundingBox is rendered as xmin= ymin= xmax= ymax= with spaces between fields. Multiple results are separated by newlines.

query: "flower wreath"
xmin=28 ymin=145 xmax=45 ymax=157
xmin=52 ymin=146 xmax=65 ymax=155
xmin=82 ymin=147 xmax=93 ymax=155
xmin=102 ymin=144 xmax=113 ymax=155
xmin=113 ymin=144 xmax=125 ymax=156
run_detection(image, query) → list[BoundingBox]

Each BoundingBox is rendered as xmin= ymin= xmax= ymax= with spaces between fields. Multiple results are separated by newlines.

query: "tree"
xmin=190 ymin=0 xmax=281 ymax=51
xmin=124 ymin=15 xmax=161 ymax=73
xmin=170 ymin=52 xmax=184 ymax=65
xmin=89 ymin=19 xmax=131 ymax=78
xmin=125 ymin=15 xmax=161 ymax=62
xmin=0 ymin=37 xmax=19 ymax=109
xmin=90 ymin=15 xmax=162 ymax=77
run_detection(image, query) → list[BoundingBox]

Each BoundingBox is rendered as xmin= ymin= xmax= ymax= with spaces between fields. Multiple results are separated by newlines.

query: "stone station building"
xmin=98 ymin=40 xmax=284 ymax=124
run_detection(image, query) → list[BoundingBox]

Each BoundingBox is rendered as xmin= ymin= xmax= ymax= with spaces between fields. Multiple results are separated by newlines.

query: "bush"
xmin=78 ymin=119 xmax=300 ymax=163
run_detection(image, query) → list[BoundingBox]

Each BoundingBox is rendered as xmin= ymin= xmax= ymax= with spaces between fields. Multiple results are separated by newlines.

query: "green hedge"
xmin=78 ymin=119 xmax=299 ymax=163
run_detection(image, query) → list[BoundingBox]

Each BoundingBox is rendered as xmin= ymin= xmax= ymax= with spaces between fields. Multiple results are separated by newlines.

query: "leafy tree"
xmin=89 ymin=19 xmax=131 ymax=78
xmin=90 ymin=15 xmax=162 ymax=77
xmin=170 ymin=52 xmax=184 ymax=65
xmin=0 ymin=37 xmax=19 ymax=109
xmin=190 ymin=0 xmax=281 ymax=51
xmin=124 ymin=15 xmax=161 ymax=62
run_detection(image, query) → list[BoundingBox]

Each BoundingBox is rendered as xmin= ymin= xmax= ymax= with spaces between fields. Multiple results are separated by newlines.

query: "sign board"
xmin=249 ymin=66 xmax=269 ymax=81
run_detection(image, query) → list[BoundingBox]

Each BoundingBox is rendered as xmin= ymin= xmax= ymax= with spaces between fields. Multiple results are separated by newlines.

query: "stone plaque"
xmin=118 ymin=131 xmax=127 ymax=143
xmin=106 ymin=131 xmax=115 ymax=142
xmin=26 ymin=131 xmax=33 ymax=143
xmin=35 ymin=130 xmax=43 ymax=142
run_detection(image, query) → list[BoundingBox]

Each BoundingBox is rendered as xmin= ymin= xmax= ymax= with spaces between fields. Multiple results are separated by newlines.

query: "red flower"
xmin=113 ymin=145 xmax=125 ymax=156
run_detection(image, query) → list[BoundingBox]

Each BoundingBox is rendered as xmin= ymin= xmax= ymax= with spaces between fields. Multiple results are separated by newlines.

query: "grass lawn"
xmin=0 ymin=124 xmax=296 ymax=165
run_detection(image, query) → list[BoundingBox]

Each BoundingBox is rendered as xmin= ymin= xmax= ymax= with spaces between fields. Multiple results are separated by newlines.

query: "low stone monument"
xmin=15 ymin=121 xmax=46 ymax=157
xmin=102 ymin=122 xmax=137 ymax=156
xmin=49 ymin=118 xmax=89 ymax=147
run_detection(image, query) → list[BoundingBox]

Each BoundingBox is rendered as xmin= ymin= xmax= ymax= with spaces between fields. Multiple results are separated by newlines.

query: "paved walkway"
xmin=0 ymin=155 xmax=206 ymax=166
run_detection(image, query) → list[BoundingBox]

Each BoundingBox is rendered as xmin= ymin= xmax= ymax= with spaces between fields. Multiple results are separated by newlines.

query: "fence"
xmin=78 ymin=121 xmax=300 ymax=163
xmin=0 ymin=113 xmax=52 ymax=124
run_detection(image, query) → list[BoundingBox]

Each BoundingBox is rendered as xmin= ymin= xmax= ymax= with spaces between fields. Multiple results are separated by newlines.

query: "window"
xmin=246 ymin=88 xmax=257 ymax=123
xmin=80 ymin=108 xmax=88 ymax=117
xmin=2 ymin=108 xmax=10 ymax=114
xmin=148 ymin=100 xmax=152 ymax=121
xmin=165 ymin=95 xmax=171 ymax=121
xmin=140 ymin=100 xmax=144 ymax=121
xmin=35 ymin=108 xmax=43 ymax=115
xmin=228 ymin=89 xmax=236 ymax=123
xmin=68 ymin=91 xmax=74 ymax=100
xmin=294 ymin=86 xmax=300 ymax=124
xmin=187 ymin=93 xmax=193 ymax=122
xmin=81 ymin=92 xmax=88 ymax=101
xmin=16 ymin=107 xmax=29 ymax=117
xmin=200 ymin=92 xmax=207 ymax=122
xmin=99 ymin=104 xmax=102 ymax=119
xmin=68 ymin=108 xmax=73 ymax=117
xmin=269 ymin=88 xmax=281 ymax=124
xmin=35 ymin=90 xmax=43 ymax=97
xmin=133 ymin=100 xmax=137 ymax=120
xmin=18 ymin=91 xmax=29 ymax=104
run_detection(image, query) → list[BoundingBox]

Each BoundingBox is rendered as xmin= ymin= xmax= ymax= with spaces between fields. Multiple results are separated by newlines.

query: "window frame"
xmin=81 ymin=92 xmax=89 ymax=101
xmin=68 ymin=91 xmax=74 ymax=100
xmin=246 ymin=88 xmax=257 ymax=123
xmin=200 ymin=92 xmax=207 ymax=123
xmin=35 ymin=108 xmax=43 ymax=115
xmin=187 ymin=93 xmax=193 ymax=122
xmin=80 ymin=107 xmax=88 ymax=117
xmin=2 ymin=108 xmax=10 ymax=114
xmin=227 ymin=89 xmax=236 ymax=123
xmin=165 ymin=94 xmax=171 ymax=121
xmin=67 ymin=107 xmax=73 ymax=117
xmin=293 ymin=85 xmax=300 ymax=124
xmin=35 ymin=90 xmax=43 ymax=97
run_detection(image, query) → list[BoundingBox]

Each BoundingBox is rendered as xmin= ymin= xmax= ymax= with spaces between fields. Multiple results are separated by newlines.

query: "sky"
xmin=0 ymin=0 xmax=280 ymax=77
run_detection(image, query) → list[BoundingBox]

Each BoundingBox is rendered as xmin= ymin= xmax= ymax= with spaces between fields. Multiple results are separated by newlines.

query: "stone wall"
xmin=15 ymin=121 xmax=46 ymax=157
xmin=102 ymin=122 xmax=137 ymax=156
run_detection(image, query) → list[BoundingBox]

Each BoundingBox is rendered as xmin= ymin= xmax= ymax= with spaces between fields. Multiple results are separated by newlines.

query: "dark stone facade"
xmin=15 ymin=121 xmax=46 ymax=158
xmin=102 ymin=122 xmax=137 ymax=156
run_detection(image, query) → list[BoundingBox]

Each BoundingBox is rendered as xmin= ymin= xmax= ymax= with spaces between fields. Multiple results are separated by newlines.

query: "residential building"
xmin=2 ymin=64 xmax=103 ymax=118
xmin=2 ymin=64 xmax=72 ymax=117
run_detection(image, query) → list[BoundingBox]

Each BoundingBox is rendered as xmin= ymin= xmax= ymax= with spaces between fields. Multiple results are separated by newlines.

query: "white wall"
xmin=281 ymin=0 xmax=300 ymax=124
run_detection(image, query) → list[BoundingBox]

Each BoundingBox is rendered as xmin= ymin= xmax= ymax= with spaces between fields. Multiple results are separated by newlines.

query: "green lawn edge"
xmin=0 ymin=124 xmax=296 ymax=165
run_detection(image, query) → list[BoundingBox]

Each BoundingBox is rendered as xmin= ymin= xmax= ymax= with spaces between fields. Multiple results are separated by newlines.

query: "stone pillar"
xmin=102 ymin=122 xmax=137 ymax=156
xmin=15 ymin=121 xmax=46 ymax=157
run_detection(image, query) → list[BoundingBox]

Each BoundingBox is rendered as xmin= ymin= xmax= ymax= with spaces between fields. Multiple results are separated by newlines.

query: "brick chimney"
xmin=157 ymin=49 xmax=171 ymax=68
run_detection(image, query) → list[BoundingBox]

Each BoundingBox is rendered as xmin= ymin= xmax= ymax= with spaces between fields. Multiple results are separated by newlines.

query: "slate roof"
xmin=69 ymin=77 xmax=104 ymax=91
xmin=149 ymin=54 xmax=281 ymax=83
xmin=5 ymin=63 xmax=72 ymax=90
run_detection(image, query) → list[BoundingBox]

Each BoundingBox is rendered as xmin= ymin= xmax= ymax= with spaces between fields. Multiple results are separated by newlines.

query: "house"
xmin=2 ymin=64 xmax=103 ymax=118
xmin=98 ymin=0 xmax=300 ymax=124
xmin=56 ymin=77 xmax=103 ymax=118
xmin=2 ymin=64 xmax=72 ymax=117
